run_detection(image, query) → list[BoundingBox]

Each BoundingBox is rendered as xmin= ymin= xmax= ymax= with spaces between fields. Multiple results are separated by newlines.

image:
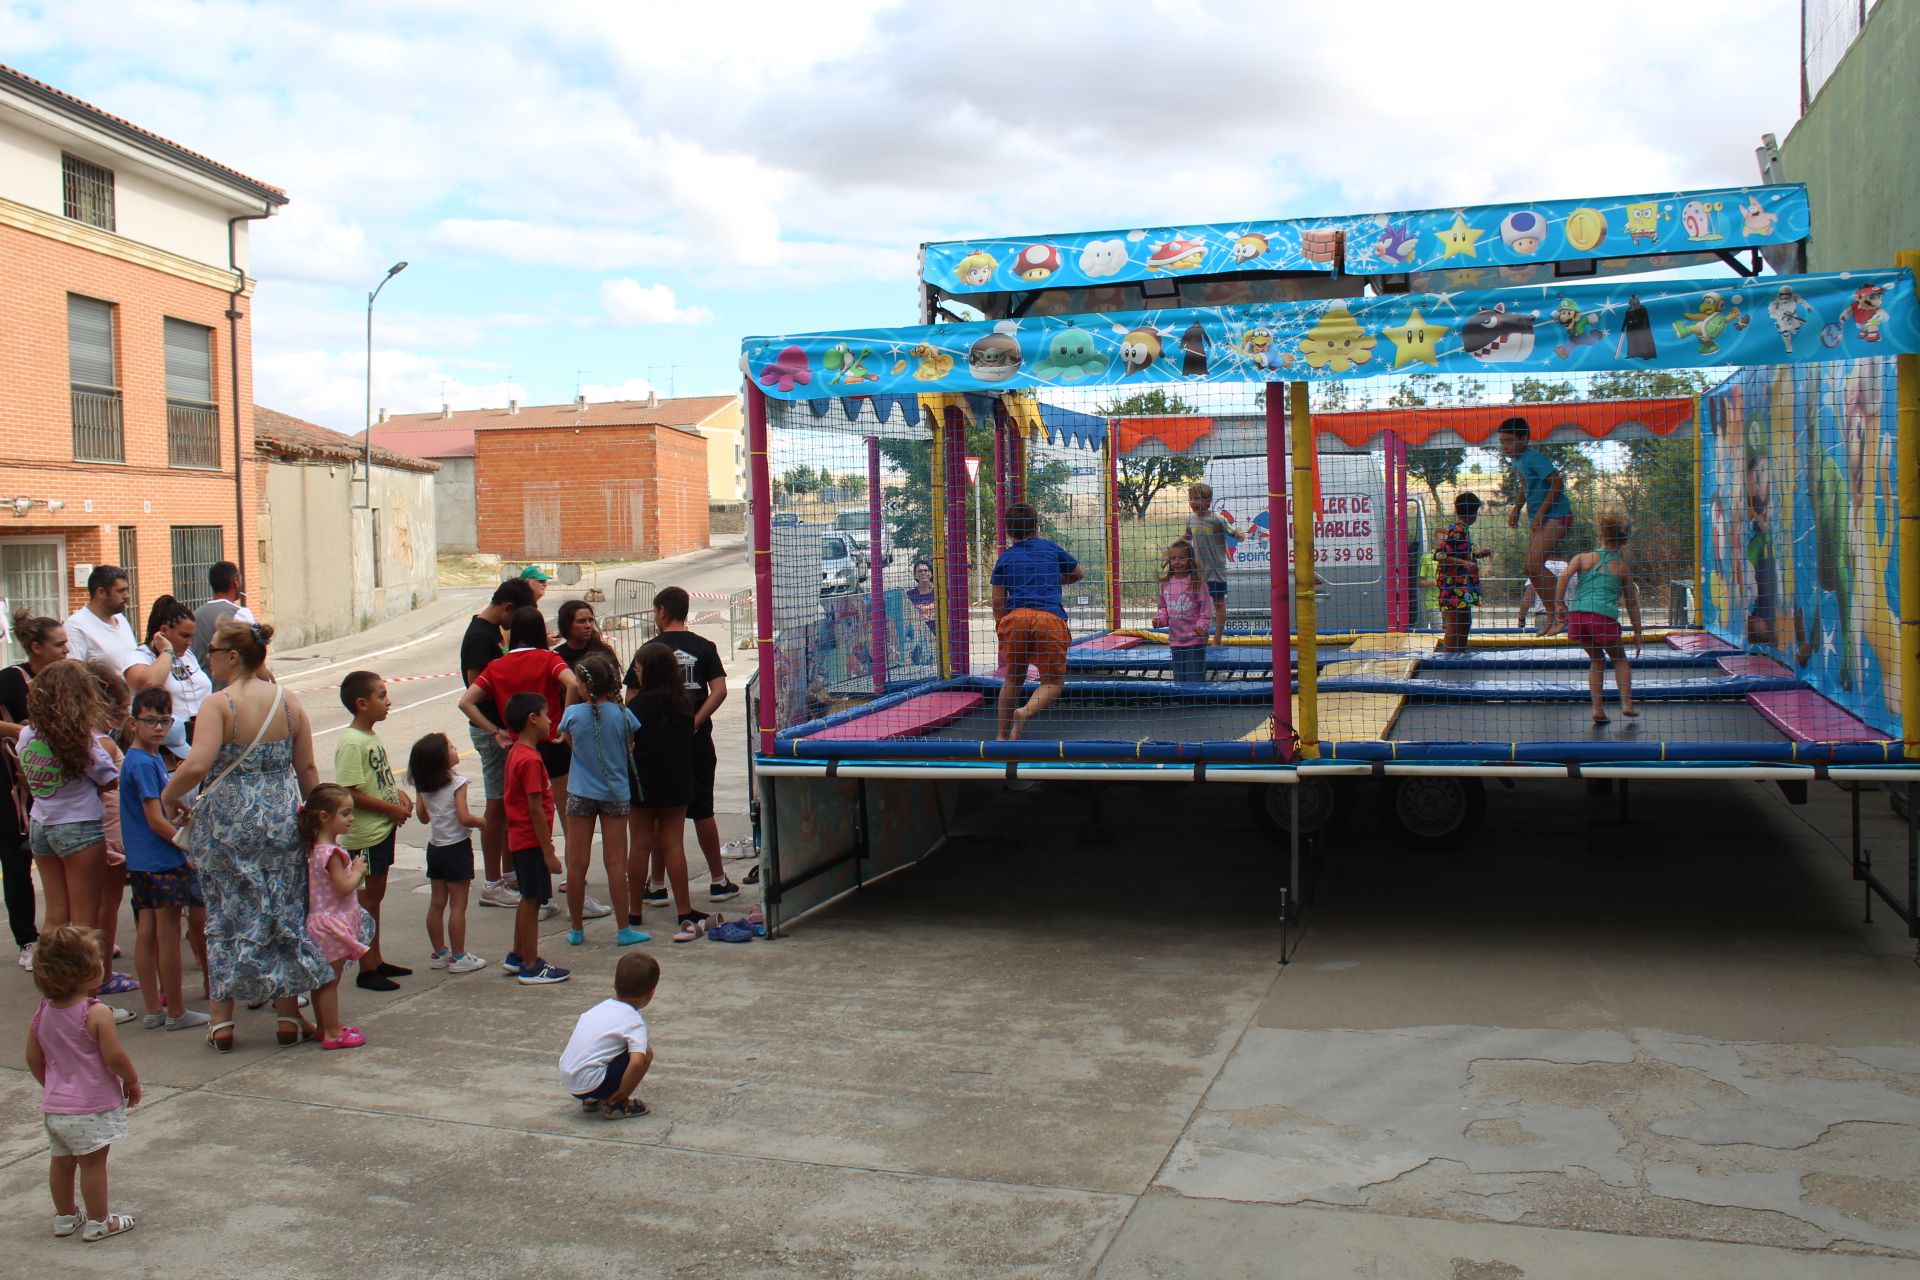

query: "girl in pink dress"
xmin=299 ymin=784 xmax=373 ymax=1050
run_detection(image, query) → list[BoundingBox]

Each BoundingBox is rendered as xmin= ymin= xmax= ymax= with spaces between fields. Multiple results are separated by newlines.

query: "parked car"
xmin=818 ymin=533 xmax=866 ymax=595
xmin=833 ymin=507 xmax=894 ymax=567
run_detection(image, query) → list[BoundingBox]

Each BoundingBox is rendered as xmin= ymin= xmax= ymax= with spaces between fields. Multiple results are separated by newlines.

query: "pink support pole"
xmin=1383 ymin=431 xmax=1408 ymax=632
xmin=1267 ymin=391 xmax=1294 ymax=757
xmin=746 ymin=383 xmax=777 ymax=755
xmin=1105 ymin=425 xmax=1121 ymax=633
xmin=943 ymin=405 xmax=971 ymax=675
xmin=866 ymin=435 xmax=887 ymax=693
xmin=992 ymin=403 xmax=1009 ymax=551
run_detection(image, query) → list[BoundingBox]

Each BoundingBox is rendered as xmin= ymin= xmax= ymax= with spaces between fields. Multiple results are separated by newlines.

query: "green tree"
xmin=783 ymin=464 xmax=819 ymax=495
xmin=1100 ymin=389 xmax=1206 ymax=520
xmin=880 ymin=420 xmax=1073 ymax=573
xmin=840 ymin=472 xmax=867 ymax=503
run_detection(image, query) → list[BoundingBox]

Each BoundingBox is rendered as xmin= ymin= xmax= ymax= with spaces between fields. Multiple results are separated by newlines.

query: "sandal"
xmin=276 ymin=1017 xmax=320 ymax=1046
xmin=320 ymin=1027 xmax=367 ymax=1051
xmin=602 ymin=1098 xmax=649 ymax=1119
xmin=672 ymin=918 xmax=705 ymax=944
xmin=82 ymin=1212 xmax=136 ymax=1242
xmin=206 ymin=1020 xmax=236 ymax=1053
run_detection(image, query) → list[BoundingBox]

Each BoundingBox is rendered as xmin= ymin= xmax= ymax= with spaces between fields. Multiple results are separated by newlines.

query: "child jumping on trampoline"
xmin=1155 ymin=538 xmax=1211 ymax=684
xmin=991 ymin=502 xmax=1082 ymax=741
xmin=1552 ymin=508 xmax=1643 ymax=725
xmin=1435 ymin=493 xmax=1493 ymax=653
xmin=1185 ymin=483 xmax=1243 ymax=646
xmin=1497 ymin=418 xmax=1572 ymax=635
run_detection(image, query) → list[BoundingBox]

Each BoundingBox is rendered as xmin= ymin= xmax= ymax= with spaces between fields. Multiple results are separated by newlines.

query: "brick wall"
xmin=0 ymin=220 xmax=257 ymax=619
xmin=474 ymin=424 xmax=710 ymax=561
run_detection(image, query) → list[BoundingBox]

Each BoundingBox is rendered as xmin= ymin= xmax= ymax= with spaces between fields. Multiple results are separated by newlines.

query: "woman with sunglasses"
xmin=160 ymin=619 xmax=331 ymax=1051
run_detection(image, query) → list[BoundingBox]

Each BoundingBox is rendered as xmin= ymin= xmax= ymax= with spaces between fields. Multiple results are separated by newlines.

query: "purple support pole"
xmin=943 ymin=405 xmax=971 ymax=675
xmin=746 ymin=383 xmax=777 ymax=755
xmin=1267 ymin=391 xmax=1294 ymax=757
xmin=866 ymin=435 xmax=888 ymax=693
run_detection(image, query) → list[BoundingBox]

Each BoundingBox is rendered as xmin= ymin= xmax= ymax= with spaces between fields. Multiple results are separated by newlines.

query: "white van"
xmin=834 ymin=508 xmax=894 ymax=569
xmin=1202 ymin=454 xmax=1427 ymax=634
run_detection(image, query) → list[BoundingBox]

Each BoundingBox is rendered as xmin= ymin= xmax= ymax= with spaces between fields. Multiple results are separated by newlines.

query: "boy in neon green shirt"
xmin=335 ymin=671 xmax=413 ymax=991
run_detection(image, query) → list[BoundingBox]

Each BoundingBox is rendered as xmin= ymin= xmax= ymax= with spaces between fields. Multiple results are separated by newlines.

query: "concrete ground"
xmin=4 ymin=555 xmax=1918 ymax=1273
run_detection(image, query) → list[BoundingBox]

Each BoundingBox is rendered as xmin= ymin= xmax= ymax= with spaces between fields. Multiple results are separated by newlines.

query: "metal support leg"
xmin=1288 ymin=786 xmax=1302 ymax=924
xmin=1908 ymin=782 xmax=1918 ymax=946
xmin=1853 ymin=783 xmax=1872 ymax=924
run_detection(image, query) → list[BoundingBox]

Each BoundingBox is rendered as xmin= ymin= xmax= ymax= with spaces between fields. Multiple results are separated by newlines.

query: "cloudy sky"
xmin=3 ymin=0 xmax=1802 ymax=432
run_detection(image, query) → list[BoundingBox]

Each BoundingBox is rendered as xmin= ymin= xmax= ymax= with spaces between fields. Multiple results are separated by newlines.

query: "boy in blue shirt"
xmin=990 ymin=502 xmax=1083 ymax=740
xmin=121 ymin=687 xmax=209 ymax=1031
xmin=1498 ymin=417 xmax=1572 ymax=633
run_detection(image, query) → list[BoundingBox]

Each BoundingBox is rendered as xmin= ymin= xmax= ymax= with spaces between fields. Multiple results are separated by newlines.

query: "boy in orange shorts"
xmin=991 ymin=502 xmax=1083 ymax=740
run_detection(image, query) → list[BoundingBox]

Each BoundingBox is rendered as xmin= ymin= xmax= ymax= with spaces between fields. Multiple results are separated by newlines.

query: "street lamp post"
xmin=363 ymin=260 xmax=409 ymax=505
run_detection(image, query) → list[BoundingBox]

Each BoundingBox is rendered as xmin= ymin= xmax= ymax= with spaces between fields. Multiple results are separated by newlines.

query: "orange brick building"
xmin=0 ymin=65 xmax=285 ymax=660
xmin=370 ymin=395 xmax=720 ymax=562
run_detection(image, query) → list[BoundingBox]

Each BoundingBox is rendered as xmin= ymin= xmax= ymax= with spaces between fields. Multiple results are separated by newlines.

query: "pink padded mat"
xmin=1078 ymin=634 xmax=1146 ymax=651
xmin=804 ymin=690 xmax=983 ymax=741
xmin=1747 ymin=689 xmax=1892 ymax=744
xmin=1667 ymin=632 xmax=1737 ymax=653
xmin=1716 ymin=653 xmax=1793 ymax=679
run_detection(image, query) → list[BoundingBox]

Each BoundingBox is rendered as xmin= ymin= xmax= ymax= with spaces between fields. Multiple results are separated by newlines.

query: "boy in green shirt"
xmin=335 ymin=671 xmax=413 ymax=991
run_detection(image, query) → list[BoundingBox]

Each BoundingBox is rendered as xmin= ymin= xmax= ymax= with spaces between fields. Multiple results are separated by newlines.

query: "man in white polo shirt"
xmin=64 ymin=565 xmax=171 ymax=687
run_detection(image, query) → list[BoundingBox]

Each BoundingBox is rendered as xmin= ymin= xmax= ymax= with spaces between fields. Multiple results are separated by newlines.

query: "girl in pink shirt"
xmin=1155 ymin=538 xmax=1212 ymax=686
xmin=26 ymin=923 xmax=141 ymax=1241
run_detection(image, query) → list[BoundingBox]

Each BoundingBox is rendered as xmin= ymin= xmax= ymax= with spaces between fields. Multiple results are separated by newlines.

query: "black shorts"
xmin=352 ymin=830 xmax=396 ymax=879
xmin=510 ymin=846 xmax=552 ymax=905
xmin=425 ymin=838 xmax=475 ymax=882
xmin=573 ymin=1050 xmax=630 ymax=1102
xmin=537 ymin=739 xmax=572 ymax=781
xmin=687 ymin=732 xmax=716 ymax=822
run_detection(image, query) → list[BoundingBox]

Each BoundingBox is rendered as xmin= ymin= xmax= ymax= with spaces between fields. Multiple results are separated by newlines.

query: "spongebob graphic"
xmin=1623 ymin=201 xmax=1661 ymax=244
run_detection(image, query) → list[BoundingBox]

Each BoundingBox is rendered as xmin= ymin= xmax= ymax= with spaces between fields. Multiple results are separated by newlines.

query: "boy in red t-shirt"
xmin=501 ymin=693 xmax=568 ymax=986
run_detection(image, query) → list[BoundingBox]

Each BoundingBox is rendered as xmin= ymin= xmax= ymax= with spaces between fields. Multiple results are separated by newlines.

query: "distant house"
xmin=367 ymin=393 xmax=736 ymax=560
xmin=253 ymin=407 xmax=438 ymax=647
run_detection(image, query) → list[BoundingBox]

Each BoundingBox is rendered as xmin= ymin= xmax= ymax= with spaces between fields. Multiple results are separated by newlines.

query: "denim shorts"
xmin=468 ymin=724 xmax=507 ymax=800
xmin=566 ymin=794 xmax=631 ymax=819
xmin=28 ymin=819 xmax=106 ymax=859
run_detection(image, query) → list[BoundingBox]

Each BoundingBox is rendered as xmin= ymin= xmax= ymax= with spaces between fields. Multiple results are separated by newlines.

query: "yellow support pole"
xmin=1290 ymin=381 xmax=1320 ymax=758
xmin=1897 ymin=250 xmax=1920 ymax=759
xmin=930 ymin=402 xmax=952 ymax=680
xmin=1692 ymin=392 xmax=1704 ymax=630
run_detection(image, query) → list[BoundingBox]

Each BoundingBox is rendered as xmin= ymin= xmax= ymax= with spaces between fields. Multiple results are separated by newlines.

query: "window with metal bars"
xmin=68 ymin=295 xmax=123 ymax=463
xmin=118 ymin=527 xmax=140 ymax=626
xmin=163 ymin=319 xmax=220 ymax=469
xmin=169 ymin=526 xmax=224 ymax=609
xmin=61 ymin=153 xmax=115 ymax=230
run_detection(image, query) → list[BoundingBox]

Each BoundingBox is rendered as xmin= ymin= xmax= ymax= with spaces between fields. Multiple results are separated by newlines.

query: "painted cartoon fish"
xmin=1460 ymin=303 xmax=1536 ymax=362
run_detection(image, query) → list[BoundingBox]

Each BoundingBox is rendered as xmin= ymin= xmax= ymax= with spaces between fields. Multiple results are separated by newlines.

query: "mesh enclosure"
xmin=755 ymin=355 xmax=1908 ymax=765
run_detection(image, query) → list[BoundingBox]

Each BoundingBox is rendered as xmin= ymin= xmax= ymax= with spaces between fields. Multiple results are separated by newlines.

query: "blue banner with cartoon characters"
xmin=1700 ymin=358 xmax=1901 ymax=735
xmin=921 ymin=185 xmax=1810 ymax=295
xmin=745 ymin=268 xmax=1919 ymax=399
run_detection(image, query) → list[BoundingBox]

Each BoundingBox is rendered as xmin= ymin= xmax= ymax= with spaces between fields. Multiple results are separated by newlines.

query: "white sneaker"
xmin=579 ymin=895 xmax=613 ymax=920
xmin=17 ymin=943 xmax=32 ymax=971
xmin=428 ymin=949 xmax=452 ymax=970
xmin=448 ymin=952 xmax=488 ymax=974
xmin=109 ymin=1006 xmax=135 ymax=1025
xmin=478 ymin=880 xmax=521 ymax=909
xmin=538 ymin=901 xmax=560 ymax=921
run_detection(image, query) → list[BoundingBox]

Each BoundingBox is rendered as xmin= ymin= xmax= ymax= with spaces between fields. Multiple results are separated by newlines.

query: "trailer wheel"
xmin=1248 ymin=776 xmax=1352 ymax=840
xmin=1382 ymin=776 xmax=1485 ymax=850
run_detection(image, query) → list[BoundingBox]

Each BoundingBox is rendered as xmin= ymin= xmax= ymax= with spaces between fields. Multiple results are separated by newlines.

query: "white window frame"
xmin=0 ymin=536 xmax=70 ymax=665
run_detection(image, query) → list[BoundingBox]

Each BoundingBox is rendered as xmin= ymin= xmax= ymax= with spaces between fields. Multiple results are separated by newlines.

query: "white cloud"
xmin=599 ymin=280 xmax=712 ymax=326
xmin=430 ymin=220 xmax=687 ymax=272
xmin=578 ymin=377 xmax=658 ymax=402
xmin=254 ymin=346 xmax=528 ymax=434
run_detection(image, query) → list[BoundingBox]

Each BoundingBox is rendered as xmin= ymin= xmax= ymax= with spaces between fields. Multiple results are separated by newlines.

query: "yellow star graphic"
xmin=1382 ymin=306 xmax=1450 ymax=368
xmin=1435 ymin=213 xmax=1483 ymax=259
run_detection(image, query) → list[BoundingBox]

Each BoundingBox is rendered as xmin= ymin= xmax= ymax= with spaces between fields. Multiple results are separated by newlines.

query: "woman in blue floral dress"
xmin=1435 ymin=492 xmax=1493 ymax=653
xmin=161 ymin=619 xmax=333 ymax=1051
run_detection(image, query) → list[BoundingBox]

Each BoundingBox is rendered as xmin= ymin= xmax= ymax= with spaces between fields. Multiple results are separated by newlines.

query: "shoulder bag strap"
xmin=196 ymin=683 xmax=285 ymax=805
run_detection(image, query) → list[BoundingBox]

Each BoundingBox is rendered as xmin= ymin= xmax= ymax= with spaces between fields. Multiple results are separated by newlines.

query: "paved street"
xmin=4 ymin=606 xmax=1919 ymax=1278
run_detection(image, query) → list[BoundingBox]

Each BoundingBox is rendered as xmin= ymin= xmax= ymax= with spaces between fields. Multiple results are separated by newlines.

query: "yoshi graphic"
xmin=823 ymin=343 xmax=878 ymax=385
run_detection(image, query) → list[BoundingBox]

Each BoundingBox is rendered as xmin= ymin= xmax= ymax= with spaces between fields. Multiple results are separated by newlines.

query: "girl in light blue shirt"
xmin=558 ymin=651 xmax=646 ymax=948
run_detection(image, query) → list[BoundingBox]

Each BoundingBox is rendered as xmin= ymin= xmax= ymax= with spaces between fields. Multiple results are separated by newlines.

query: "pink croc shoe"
xmin=321 ymin=1027 xmax=367 ymax=1051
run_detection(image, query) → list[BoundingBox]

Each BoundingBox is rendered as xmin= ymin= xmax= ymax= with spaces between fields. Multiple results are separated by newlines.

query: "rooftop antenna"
xmin=648 ymin=365 xmax=685 ymax=398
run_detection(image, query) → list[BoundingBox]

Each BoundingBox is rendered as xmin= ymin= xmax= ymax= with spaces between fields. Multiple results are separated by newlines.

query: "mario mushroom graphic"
xmin=1015 ymin=244 xmax=1062 ymax=282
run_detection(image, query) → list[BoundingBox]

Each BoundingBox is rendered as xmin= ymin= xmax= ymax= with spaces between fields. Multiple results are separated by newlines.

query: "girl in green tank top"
xmin=1552 ymin=510 xmax=1643 ymax=725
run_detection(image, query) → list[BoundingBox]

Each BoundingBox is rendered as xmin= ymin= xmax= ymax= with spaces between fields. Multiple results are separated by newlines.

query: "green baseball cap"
xmin=519 ymin=564 xmax=551 ymax=581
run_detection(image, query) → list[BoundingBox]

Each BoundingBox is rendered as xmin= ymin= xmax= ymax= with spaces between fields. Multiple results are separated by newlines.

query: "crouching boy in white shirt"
xmin=558 ymin=952 xmax=658 ymax=1118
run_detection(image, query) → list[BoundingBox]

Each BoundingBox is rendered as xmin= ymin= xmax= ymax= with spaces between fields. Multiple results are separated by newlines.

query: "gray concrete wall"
xmin=1778 ymin=0 xmax=1920 ymax=272
xmin=435 ymin=456 xmax=476 ymax=553
xmin=259 ymin=459 xmax=438 ymax=648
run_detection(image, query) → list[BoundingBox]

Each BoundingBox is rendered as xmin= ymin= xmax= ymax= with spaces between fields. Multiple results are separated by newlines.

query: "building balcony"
xmin=70 ymin=385 xmax=124 ymax=463
xmin=167 ymin=400 xmax=220 ymax=470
